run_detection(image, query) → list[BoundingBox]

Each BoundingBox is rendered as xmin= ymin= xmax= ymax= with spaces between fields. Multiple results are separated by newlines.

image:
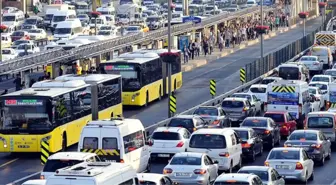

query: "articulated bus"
xmin=99 ymin=49 xmax=182 ymax=106
xmin=0 ymin=75 xmax=122 ymax=153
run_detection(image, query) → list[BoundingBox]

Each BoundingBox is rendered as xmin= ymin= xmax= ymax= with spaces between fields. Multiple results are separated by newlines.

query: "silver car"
xmin=193 ymin=106 xmax=231 ymax=128
xmin=221 ymin=97 xmax=256 ymax=126
xmin=238 ymin=166 xmax=285 ymax=185
xmin=265 ymin=147 xmax=314 ymax=183
xmin=284 ymin=130 xmax=331 ymax=166
xmin=231 ymin=93 xmax=262 ymax=115
xmin=163 ymin=152 xmax=218 ymax=185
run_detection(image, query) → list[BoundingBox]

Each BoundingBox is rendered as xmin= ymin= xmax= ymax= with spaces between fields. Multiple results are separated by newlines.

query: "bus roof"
xmin=105 ymin=56 xmax=159 ymax=64
xmin=55 ymin=74 xmax=121 ymax=84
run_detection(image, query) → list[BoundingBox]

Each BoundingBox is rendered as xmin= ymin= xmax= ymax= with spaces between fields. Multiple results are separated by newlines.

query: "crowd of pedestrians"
xmin=182 ymin=10 xmax=290 ymax=63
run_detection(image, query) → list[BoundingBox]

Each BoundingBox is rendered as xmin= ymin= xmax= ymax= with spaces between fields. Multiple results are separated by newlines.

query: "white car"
xmin=1 ymin=48 xmax=18 ymax=61
xmin=309 ymin=81 xmax=329 ymax=102
xmin=163 ymin=152 xmax=219 ymax=185
xmin=214 ymin=173 xmax=263 ymax=185
xmin=238 ymin=166 xmax=285 ymax=185
xmin=15 ymin=43 xmax=40 ymax=53
xmin=150 ymin=127 xmax=190 ymax=160
xmin=324 ymin=69 xmax=336 ymax=79
xmin=27 ymin=29 xmax=47 ymax=40
xmin=231 ymin=93 xmax=262 ymax=115
xmin=40 ymin=152 xmax=101 ymax=179
xmin=309 ymin=86 xmax=325 ymax=109
xmin=247 ymin=84 xmax=268 ymax=110
xmin=299 ymin=56 xmax=323 ymax=73
xmin=310 ymin=74 xmax=334 ymax=83
xmin=264 ymin=147 xmax=314 ymax=183
xmin=137 ymin=173 xmax=173 ymax=185
xmin=2 ymin=6 xmax=20 ymax=14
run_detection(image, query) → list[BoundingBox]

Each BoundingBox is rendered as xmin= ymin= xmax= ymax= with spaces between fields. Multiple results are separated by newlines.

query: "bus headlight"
xmin=131 ymin=93 xmax=140 ymax=102
xmin=0 ymin=137 xmax=7 ymax=148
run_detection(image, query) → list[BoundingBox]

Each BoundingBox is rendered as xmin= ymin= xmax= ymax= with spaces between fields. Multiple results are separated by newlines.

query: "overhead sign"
xmin=182 ymin=16 xmax=202 ymax=24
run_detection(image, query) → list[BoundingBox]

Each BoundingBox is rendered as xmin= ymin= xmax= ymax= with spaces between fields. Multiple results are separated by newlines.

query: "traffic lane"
xmin=124 ymin=17 xmax=323 ymax=127
xmin=150 ymin=141 xmax=336 ymax=185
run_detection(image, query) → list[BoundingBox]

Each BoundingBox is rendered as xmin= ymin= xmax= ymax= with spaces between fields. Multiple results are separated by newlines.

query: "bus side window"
xmin=54 ymin=93 xmax=71 ymax=125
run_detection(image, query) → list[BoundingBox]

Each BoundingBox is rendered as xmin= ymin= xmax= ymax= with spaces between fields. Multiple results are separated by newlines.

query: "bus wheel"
xmin=145 ymin=91 xmax=149 ymax=107
xmin=61 ymin=133 xmax=67 ymax=152
xmin=158 ymin=86 xmax=162 ymax=100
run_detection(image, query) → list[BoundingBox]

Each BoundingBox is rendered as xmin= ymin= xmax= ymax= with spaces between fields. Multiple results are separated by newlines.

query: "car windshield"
xmin=279 ymin=67 xmax=299 ymax=80
xmin=100 ymin=26 xmax=111 ymax=30
xmin=222 ymin=100 xmax=244 ymax=108
xmin=24 ymin=19 xmax=37 ymax=24
xmin=289 ymin=132 xmax=317 ymax=141
xmin=309 ymin=83 xmax=328 ymax=90
xmin=231 ymin=94 xmax=251 ymax=101
xmin=238 ymin=170 xmax=268 ymax=181
xmin=170 ymin=156 xmax=201 ymax=165
xmin=3 ymin=16 xmax=15 ymax=21
xmin=45 ymin=14 xmax=53 ymax=20
xmin=17 ymin=44 xmax=32 ymax=50
xmin=308 ymin=116 xmax=333 ymax=128
xmin=22 ymin=25 xmax=34 ymax=30
xmin=194 ymin=108 xmax=218 ymax=116
xmin=152 ymin=132 xmax=180 ymax=140
xmin=28 ymin=29 xmax=41 ymax=33
xmin=43 ymin=159 xmax=84 ymax=172
xmin=175 ymin=7 xmax=183 ymax=11
xmin=242 ymin=119 xmax=268 ymax=127
xmin=311 ymin=77 xmax=329 ymax=82
xmin=53 ymin=16 xmax=66 ymax=22
xmin=300 ymin=57 xmax=317 ymax=61
xmin=189 ymin=134 xmax=226 ymax=148
xmin=54 ymin=28 xmax=71 ymax=34
xmin=234 ymin=130 xmax=249 ymax=140
xmin=168 ymin=118 xmax=194 ymax=129
xmin=268 ymin=150 xmax=300 ymax=160
xmin=309 ymin=88 xmax=317 ymax=94
xmin=264 ymin=113 xmax=284 ymax=122
xmin=101 ymin=65 xmax=141 ymax=91
xmin=12 ymin=31 xmax=24 ymax=36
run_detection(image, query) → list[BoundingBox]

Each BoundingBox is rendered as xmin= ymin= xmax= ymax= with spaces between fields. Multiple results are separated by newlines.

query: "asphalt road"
xmin=0 ymin=17 xmax=328 ymax=185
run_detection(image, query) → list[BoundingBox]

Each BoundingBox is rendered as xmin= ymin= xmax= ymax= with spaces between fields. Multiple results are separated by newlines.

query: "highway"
xmin=0 ymin=17 xmax=326 ymax=185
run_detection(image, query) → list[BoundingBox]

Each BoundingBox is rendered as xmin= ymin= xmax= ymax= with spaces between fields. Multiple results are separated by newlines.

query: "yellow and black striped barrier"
xmin=210 ymin=79 xmax=216 ymax=97
xmin=170 ymin=95 xmax=177 ymax=114
xmin=41 ymin=140 xmax=50 ymax=165
xmin=80 ymin=149 xmax=120 ymax=156
xmin=240 ymin=68 xmax=246 ymax=83
xmin=272 ymin=86 xmax=296 ymax=93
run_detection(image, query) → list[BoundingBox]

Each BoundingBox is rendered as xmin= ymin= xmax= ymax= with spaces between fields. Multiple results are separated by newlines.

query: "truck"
xmin=314 ymin=31 xmax=336 ymax=60
xmin=116 ymin=3 xmax=142 ymax=25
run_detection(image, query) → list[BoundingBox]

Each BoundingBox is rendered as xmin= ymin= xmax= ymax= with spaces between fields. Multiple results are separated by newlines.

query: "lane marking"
xmin=0 ymin=158 xmax=19 ymax=168
xmin=330 ymin=177 xmax=336 ymax=185
xmin=6 ymin=171 xmax=41 ymax=185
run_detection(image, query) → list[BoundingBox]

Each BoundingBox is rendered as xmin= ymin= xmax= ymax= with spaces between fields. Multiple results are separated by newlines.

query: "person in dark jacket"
xmin=13 ymin=74 xmax=22 ymax=91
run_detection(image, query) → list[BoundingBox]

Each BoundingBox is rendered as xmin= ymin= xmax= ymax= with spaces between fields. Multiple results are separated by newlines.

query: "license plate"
xmin=175 ymin=172 xmax=191 ymax=177
xmin=158 ymin=154 xmax=170 ymax=157
xmin=276 ymin=165 xmax=289 ymax=169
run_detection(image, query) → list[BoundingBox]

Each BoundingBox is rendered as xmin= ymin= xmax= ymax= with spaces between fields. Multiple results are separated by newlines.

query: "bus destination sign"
xmin=104 ymin=65 xmax=134 ymax=70
xmin=5 ymin=99 xmax=43 ymax=106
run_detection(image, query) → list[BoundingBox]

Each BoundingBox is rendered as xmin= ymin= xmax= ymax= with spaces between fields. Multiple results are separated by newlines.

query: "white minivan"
xmin=305 ymin=111 xmax=336 ymax=143
xmin=2 ymin=12 xmax=25 ymax=30
xmin=54 ymin=19 xmax=83 ymax=40
xmin=51 ymin=10 xmax=76 ymax=30
xmin=187 ymin=128 xmax=242 ymax=172
xmin=78 ymin=117 xmax=151 ymax=173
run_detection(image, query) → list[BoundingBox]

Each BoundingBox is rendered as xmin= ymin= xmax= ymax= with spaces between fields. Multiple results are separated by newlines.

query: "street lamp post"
xmin=0 ymin=1 xmax=2 ymax=62
xmin=167 ymin=0 xmax=172 ymax=118
xmin=260 ymin=0 xmax=264 ymax=65
xmin=298 ymin=12 xmax=309 ymax=37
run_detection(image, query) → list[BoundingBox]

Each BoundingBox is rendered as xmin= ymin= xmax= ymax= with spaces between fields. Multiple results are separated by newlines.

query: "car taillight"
xmin=176 ymin=141 xmax=184 ymax=147
xmin=213 ymin=120 xmax=220 ymax=125
xmin=148 ymin=140 xmax=154 ymax=146
xmin=264 ymin=161 xmax=269 ymax=166
xmin=295 ymin=162 xmax=304 ymax=170
xmin=40 ymin=175 xmax=45 ymax=179
xmin=242 ymin=143 xmax=251 ymax=148
xmin=284 ymin=143 xmax=292 ymax=147
xmin=194 ymin=169 xmax=207 ymax=174
xmin=243 ymin=107 xmax=248 ymax=111
xmin=163 ymin=168 xmax=173 ymax=174
xmin=264 ymin=130 xmax=271 ymax=134
xmin=219 ymin=152 xmax=230 ymax=157
xmin=120 ymin=159 xmax=124 ymax=163
xmin=311 ymin=144 xmax=322 ymax=149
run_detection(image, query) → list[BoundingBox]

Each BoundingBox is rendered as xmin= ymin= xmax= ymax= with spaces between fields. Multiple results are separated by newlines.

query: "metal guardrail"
xmin=0 ymin=7 xmax=275 ymax=75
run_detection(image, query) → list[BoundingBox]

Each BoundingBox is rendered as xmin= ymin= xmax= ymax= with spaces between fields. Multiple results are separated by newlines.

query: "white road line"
xmin=330 ymin=177 xmax=336 ymax=185
xmin=6 ymin=171 xmax=41 ymax=185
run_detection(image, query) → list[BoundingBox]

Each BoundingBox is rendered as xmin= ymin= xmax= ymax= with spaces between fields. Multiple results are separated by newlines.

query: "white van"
xmin=46 ymin=162 xmax=138 ymax=185
xmin=40 ymin=152 xmax=101 ymax=180
xmin=305 ymin=111 xmax=336 ymax=143
xmin=78 ymin=117 xmax=151 ymax=173
xmin=278 ymin=63 xmax=309 ymax=81
xmin=266 ymin=80 xmax=310 ymax=129
xmin=51 ymin=10 xmax=76 ymax=30
xmin=310 ymin=46 xmax=333 ymax=69
xmin=97 ymin=7 xmax=116 ymax=25
xmin=2 ymin=12 xmax=25 ymax=30
xmin=54 ymin=19 xmax=83 ymax=40
xmin=187 ymin=128 xmax=242 ymax=172
xmin=89 ymin=15 xmax=107 ymax=30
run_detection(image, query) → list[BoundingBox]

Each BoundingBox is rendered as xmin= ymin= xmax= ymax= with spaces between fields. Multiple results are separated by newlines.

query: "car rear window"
xmin=264 ymin=113 xmax=285 ymax=122
xmin=307 ymin=117 xmax=333 ymax=128
xmin=268 ymin=150 xmax=300 ymax=160
xmin=83 ymin=137 xmax=98 ymax=149
xmin=168 ymin=118 xmax=194 ymax=128
xmin=241 ymin=119 xmax=267 ymax=127
xmin=231 ymin=94 xmax=251 ymax=101
xmin=222 ymin=100 xmax=244 ymax=108
xmin=249 ymin=87 xmax=266 ymax=93
xmin=311 ymin=77 xmax=329 ymax=82
xmin=234 ymin=130 xmax=249 ymax=140
xmin=214 ymin=182 xmax=249 ymax=185
xmin=102 ymin=137 xmax=118 ymax=149
xmin=300 ymin=57 xmax=316 ymax=61
xmin=189 ymin=134 xmax=226 ymax=149
xmin=194 ymin=107 xmax=218 ymax=116
xmin=288 ymin=132 xmax=317 ymax=141
xmin=238 ymin=170 xmax=269 ymax=181
xmin=170 ymin=156 xmax=201 ymax=165
xmin=43 ymin=159 xmax=84 ymax=172
xmin=279 ymin=67 xmax=299 ymax=80
xmin=309 ymin=83 xmax=328 ymax=90
xmin=152 ymin=132 xmax=181 ymax=140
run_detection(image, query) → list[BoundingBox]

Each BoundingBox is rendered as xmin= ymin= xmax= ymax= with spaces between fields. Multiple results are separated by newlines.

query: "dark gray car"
xmin=284 ymin=130 xmax=331 ymax=166
xmin=221 ymin=97 xmax=256 ymax=126
xmin=193 ymin=106 xmax=230 ymax=128
xmin=166 ymin=115 xmax=207 ymax=133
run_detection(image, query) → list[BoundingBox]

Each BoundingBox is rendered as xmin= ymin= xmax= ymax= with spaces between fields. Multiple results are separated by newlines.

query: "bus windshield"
xmin=1 ymin=98 xmax=53 ymax=133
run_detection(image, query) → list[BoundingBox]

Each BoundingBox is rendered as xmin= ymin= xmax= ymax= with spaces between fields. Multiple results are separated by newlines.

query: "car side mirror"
xmin=214 ymin=160 xmax=219 ymax=164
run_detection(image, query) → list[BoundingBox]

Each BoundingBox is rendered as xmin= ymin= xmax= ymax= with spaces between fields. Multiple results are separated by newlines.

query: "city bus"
xmin=99 ymin=49 xmax=182 ymax=106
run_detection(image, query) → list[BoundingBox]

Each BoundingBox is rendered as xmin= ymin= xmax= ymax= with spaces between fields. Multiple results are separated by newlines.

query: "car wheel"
xmin=326 ymin=148 xmax=331 ymax=160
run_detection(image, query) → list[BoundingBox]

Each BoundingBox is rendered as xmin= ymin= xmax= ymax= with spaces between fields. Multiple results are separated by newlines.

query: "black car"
xmin=240 ymin=117 xmax=281 ymax=148
xmin=193 ymin=106 xmax=231 ymax=128
xmin=233 ymin=128 xmax=263 ymax=161
xmin=166 ymin=115 xmax=207 ymax=133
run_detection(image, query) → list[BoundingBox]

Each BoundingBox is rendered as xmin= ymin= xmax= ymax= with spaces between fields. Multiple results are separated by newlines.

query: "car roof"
xmin=216 ymin=173 xmax=257 ymax=182
xmin=291 ymin=130 xmax=319 ymax=134
xmin=309 ymin=81 xmax=329 ymax=85
xmin=244 ymin=117 xmax=269 ymax=121
xmin=48 ymin=152 xmax=96 ymax=160
xmin=193 ymin=128 xmax=234 ymax=135
xmin=232 ymin=93 xmax=252 ymax=96
xmin=250 ymin=84 xmax=268 ymax=88
xmin=271 ymin=147 xmax=301 ymax=151
xmin=232 ymin=127 xmax=252 ymax=131
xmin=196 ymin=106 xmax=218 ymax=109
xmin=174 ymin=115 xmax=198 ymax=119
xmin=264 ymin=111 xmax=287 ymax=114
xmin=154 ymin=127 xmax=185 ymax=133
xmin=239 ymin=166 xmax=270 ymax=171
xmin=263 ymin=77 xmax=282 ymax=80
xmin=137 ymin=173 xmax=166 ymax=181
xmin=312 ymin=75 xmax=331 ymax=78
xmin=308 ymin=111 xmax=336 ymax=116
xmin=173 ymin=152 xmax=203 ymax=158
xmin=223 ymin=97 xmax=247 ymax=101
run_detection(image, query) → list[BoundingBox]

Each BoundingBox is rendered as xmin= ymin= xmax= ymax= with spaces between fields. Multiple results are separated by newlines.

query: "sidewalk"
xmin=181 ymin=15 xmax=318 ymax=72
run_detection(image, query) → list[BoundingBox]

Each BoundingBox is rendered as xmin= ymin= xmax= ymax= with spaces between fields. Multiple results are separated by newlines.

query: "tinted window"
xmin=308 ymin=117 xmax=333 ymax=128
xmin=249 ymin=87 xmax=266 ymax=93
xmin=234 ymin=130 xmax=249 ymax=140
xmin=43 ymin=159 xmax=83 ymax=172
xmin=241 ymin=119 xmax=268 ymax=127
xmin=264 ymin=113 xmax=285 ymax=122
xmin=231 ymin=94 xmax=251 ymax=101
xmin=139 ymin=181 xmax=156 ymax=185
xmin=168 ymin=118 xmax=194 ymax=128
xmin=311 ymin=77 xmax=329 ymax=82
xmin=279 ymin=67 xmax=299 ymax=80
xmin=268 ymin=150 xmax=300 ymax=160
xmin=300 ymin=57 xmax=317 ymax=61
xmin=214 ymin=182 xmax=249 ymax=185
xmin=83 ymin=137 xmax=98 ymax=149
xmin=123 ymin=131 xmax=144 ymax=153
xmin=289 ymin=132 xmax=317 ymax=141
xmin=222 ymin=100 xmax=244 ymax=108
xmin=194 ymin=108 xmax=218 ymax=116
xmin=189 ymin=134 xmax=226 ymax=149
xmin=170 ymin=156 xmax=201 ymax=165
xmin=238 ymin=170 xmax=269 ymax=181
xmin=152 ymin=132 xmax=181 ymax=140
xmin=102 ymin=137 xmax=118 ymax=149
xmin=309 ymin=83 xmax=328 ymax=90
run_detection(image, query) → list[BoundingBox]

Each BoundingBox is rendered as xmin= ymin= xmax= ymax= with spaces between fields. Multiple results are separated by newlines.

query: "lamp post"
xmin=256 ymin=25 xmax=270 ymax=66
xmin=319 ymin=2 xmax=327 ymax=29
xmin=90 ymin=11 xmax=102 ymax=35
xmin=0 ymin=25 xmax=8 ymax=63
xmin=298 ymin=12 xmax=309 ymax=37
xmin=260 ymin=0 xmax=264 ymax=66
